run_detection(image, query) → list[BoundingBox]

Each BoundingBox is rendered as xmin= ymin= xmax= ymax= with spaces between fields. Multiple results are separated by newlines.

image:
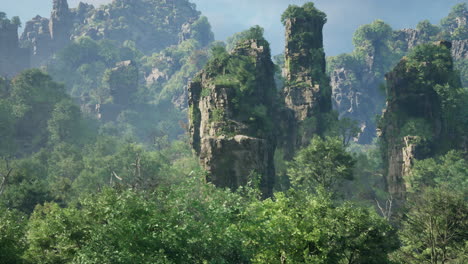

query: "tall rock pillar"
xmin=380 ymin=41 xmax=463 ymax=199
xmin=188 ymin=35 xmax=277 ymax=196
xmin=281 ymin=3 xmax=332 ymax=154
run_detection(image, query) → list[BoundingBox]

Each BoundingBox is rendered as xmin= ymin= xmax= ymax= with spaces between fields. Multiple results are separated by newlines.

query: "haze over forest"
xmin=4 ymin=0 xmax=466 ymax=54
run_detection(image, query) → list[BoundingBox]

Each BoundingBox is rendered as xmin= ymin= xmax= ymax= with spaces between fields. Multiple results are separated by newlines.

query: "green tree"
xmin=394 ymin=188 xmax=468 ymax=264
xmin=24 ymin=203 xmax=86 ymax=264
xmin=416 ymin=20 xmax=441 ymax=42
xmin=47 ymin=99 xmax=85 ymax=145
xmin=281 ymin=2 xmax=327 ymax=25
xmin=189 ymin=16 xmax=214 ymax=47
xmin=0 ymin=99 xmax=16 ymax=155
xmin=9 ymin=69 xmax=67 ymax=152
xmin=407 ymin=150 xmax=468 ymax=194
xmin=241 ymin=191 xmax=399 ymax=263
xmin=287 ymin=137 xmax=355 ymax=193
xmin=352 ymin=20 xmax=395 ymax=76
xmin=0 ymin=156 xmax=51 ymax=213
xmin=226 ymin=26 xmax=265 ymax=51
xmin=0 ymin=207 xmax=27 ymax=264
xmin=440 ymin=3 xmax=467 ymax=39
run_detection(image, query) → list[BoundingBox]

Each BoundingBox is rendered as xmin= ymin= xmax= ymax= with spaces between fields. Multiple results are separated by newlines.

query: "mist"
xmin=3 ymin=0 xmax=466 ymax=55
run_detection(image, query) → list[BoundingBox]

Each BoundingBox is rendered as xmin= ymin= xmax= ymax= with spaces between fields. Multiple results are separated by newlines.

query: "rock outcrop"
xmin=452 ymin=39 xmax=468 ymax=60
xmin=17 ymin=0 xmax=209 ymax=73
xmin=330 ymin=12 xmax=468 ymax=144
xmin=330 ymin=63 xmax=384 ymax=144
xmin=96 ymin=60 xmax=139 ymax=121
xmin=21 ymin=16 xmax=54 ymax=67
xmin=188 ymin=38 xmax=276 ymax=196
xmin=0 ymin=16 xmax=29 ymax=77
xmin=379 ymin=41 xmax=462 ymax=199
xmin=20 ymin=0 xmax=74 ymax=68
xmin=281 ymin=3 xmax=332 ymax=152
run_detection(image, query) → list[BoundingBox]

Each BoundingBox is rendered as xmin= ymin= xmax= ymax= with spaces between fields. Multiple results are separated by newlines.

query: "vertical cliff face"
xmin=21 ymin=16 xmax=54 ymax=67
xmin=188 ymin=37 xmax=276 ymax=196
xmin=49 ymin=0 xmax=73 ymax=48
xmin=281 ymin=3 xmax=332 ymax=150
xmin=330 ymin=63 xmax=384 ymax=144
xmin=21 ymin=0 xmax=73 ymax=68
xmin=0 ymin=17 xmax=29 ymax=77
xmin=380 ymin=41 xmax=462 ymax=199
xmin=19 ymin=0 xmax=209 ymax=71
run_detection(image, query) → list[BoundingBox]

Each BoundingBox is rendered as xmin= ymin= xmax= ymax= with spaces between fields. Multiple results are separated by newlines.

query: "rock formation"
xmin=330 ymin=62 xmax=384 ymax=144
xmin=49 ymin=0 xmax=73 ymax=51
xmin=20 ymin=0 xmax=74 ymax=68
xmin=452 ymin=39 xmax=468 ymax=60
xmin=188 ymin=38 xmax=276 ymax=196
xmin=330 ymin=11 xmax=468 ymax=144
xmin=21 ymin=16 xmax=54 ymax=67
xmin=17 ymin=0 xmax=208 ymax=73
xmin=379 ymin=41 xmax=462 ymax=199
xmin=281 ymin=3 xmax=332 ymax=152
xmin=97 ymin=60 xmax=139 ymax=121
xmin=0 ymin=16 xmax=29 ymax=77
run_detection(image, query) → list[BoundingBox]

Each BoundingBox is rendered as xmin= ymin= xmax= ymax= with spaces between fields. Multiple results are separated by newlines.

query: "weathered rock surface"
xmin=452 ymin=39 xmax=468 ymax=60
xmin=15 ymin=0 xmax=209 ymax=74
xmin=0 ymin=19 xmax=29 ymax=77
xmin=380 ymin=41 xmax=461 ymax=199
xmin=21 ymin=16 xmax=54 ymax=67
xmin=281 ymin=6 xmax=332 ymax=152
xmin=283 ymin=17 xmax=329 ymax=121
xmin=188 ymin=39 xmax=276 ymax=196
xmin=20 ymin=0 xmax=74 ymax=68
xmin=392 ymin=29 xmax=424 ymax=53
xmin=330 ymin=64 xmax=383 ymax=144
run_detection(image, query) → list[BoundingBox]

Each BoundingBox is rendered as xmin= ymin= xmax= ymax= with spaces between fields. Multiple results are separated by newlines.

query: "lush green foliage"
xmin=407 ymin=150 xmax=468 ymax=194
xmin=1 ymin=3 xmax=467 ymax=263
xmin=226 ymin=26 xmax=266 ymax=51
xmin=281 ymin=2 xmax=327 ymax=25
xmin=0 ymin=207 xmax=27 ymax=264
xmin=242 ymin=190 xmax=398 ymax=264
xmin=441 ymin=3 xmax=468 ymax=40
xmin=0 ymin=12 xmax=21 ymax=28
xmin=72 ymin=0 xmax=203 ymax=53
xmin=199 ymin=27 xmax=276 ymax=138
xmin=288 ymin=137 xmax=355 ymax=194
xmin=393 ymin=188 xmax=467 ymax=264
xmin=7 ymin=181 xmax=398 ymax=264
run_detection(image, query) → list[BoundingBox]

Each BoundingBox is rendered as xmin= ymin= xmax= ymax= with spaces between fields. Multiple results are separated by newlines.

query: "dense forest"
xmin=0 ymin=1 xmax=467 ymax=263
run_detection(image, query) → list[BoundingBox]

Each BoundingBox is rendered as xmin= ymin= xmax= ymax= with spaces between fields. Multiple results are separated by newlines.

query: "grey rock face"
xmin=452 ymin=39 xmax=468 ymax=60
xmin=281 ymin=14 xmax=332 ymax=151
xmin=188 ymin=39 xmax=276 ymax=196
xmin=379 ymin=42 xmax=461 ymax=199
xmin=283 ymin=17 xmax=328 ymax=122
xmin=0 ymin=22 xmax=29 ymax=77
xmin=21 ymin=16 xmax=54 ymax=67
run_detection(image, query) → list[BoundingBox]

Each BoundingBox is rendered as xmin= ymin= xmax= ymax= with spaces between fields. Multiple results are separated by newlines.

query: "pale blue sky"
xmin=2 ymin=0 xmax=466 ymax=55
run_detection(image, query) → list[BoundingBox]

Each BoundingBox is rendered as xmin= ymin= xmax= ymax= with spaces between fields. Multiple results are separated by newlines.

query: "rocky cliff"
xmin=188 ymin=37 xmax=276 ymax=196
xmin=379 ymin=41 xmax=463 ymax=199
xmin=329 ymin=4 xmax=468 ymax=144
xmin=20 ymin=0 xmax=74 ymax=68
xmin=17 ymin=0 xmax=208 ymax=73
xmin=0 ymin=15 xmax=29 ymax=77
xmin=281 ymin=3 xmax=332 ymax=152
xmin=330 ymin=59 xmax=384 ymax=144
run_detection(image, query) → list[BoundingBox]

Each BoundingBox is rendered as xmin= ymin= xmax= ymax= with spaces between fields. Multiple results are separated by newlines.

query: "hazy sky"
xmin=2 ymin=0 xmax=466 ymax=55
